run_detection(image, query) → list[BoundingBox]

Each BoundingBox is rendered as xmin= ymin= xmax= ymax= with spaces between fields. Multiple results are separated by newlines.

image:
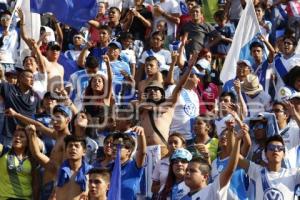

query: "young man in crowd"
xmin=88 ymin=168 xmax=111 ymax=200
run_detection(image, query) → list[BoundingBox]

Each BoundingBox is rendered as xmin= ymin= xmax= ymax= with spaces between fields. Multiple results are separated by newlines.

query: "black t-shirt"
xmin=0 ymin=83 xmax=40 ymax=138
xmin=181 ymin=21 xmax=220 ymax=57
xmin=128 ymin=6 xmax=153 ymax=42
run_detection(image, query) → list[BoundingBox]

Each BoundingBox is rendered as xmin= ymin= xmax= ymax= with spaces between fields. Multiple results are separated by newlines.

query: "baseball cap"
xmin=47 ymin=41 xmax=61 ymax=51
xmin=191 ymin=66 xmax=205 ymax=77
xmin=195 ymin=58 xmax=211 ymax=72
xmin=237 ymin=60 xmax=251 ymax=67
xmin=170 ymin=148 xmax=192 ymax=162
xmin=108 ymin=41 xmax=122 ymax=49
xmin=277 ymin=86 xmax=300 ymax=101
xmin=53 ymin=105 xmax=72 ymax=118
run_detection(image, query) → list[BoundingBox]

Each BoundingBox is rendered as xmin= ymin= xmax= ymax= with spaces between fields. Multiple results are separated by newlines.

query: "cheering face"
xmin=265 ymin=141 xmax=285 ymax=164
xmin=272 ymin=104 xmax=287 ymax=122
xmin=51 ymin=113 xmax=69 ymax=132
xmin=251 ymin=46 xmax=263 ymax=61
xmin=88 ymin=174 xmax=110 ymax=199
xmin=12 ymin=129 xmax=28 ymax=151
xmin=103 ymin=137 xmax=113 ymax=157
xmin=255 ymin=7 xmax=264 ymax=22
xmin=66 ymin=141 xmax=86 ymax=160
xmin=282 ymin=39 xmax=295 ymax=55
xmin=145 ymin=87 xmax=163 ymax=102
xmin=190 ymin=7 xmax=203 ymax=22
xmin=75 ymin=113 xmax=88 ymax=128
xmin=145 ymin=60 xmax=159 ymax=76
xmin=91 ymin=75 xmax=105 ymax=93
xmin=108 ymin=8 xmax=120 ymax=22
xmin=24 ymin=56 xmax=38 ymax=72
xmin=193 ymin=119 xmax=209 ymax=136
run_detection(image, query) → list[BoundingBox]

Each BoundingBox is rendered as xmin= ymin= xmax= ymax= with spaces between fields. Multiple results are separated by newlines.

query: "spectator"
xmin=180 ymin=5 xmax=221 ymax=58
xmin=88 ymin=168 xmax=111 ymax=200
xmin=158 ymin=148 xmax=192 ymax=199
xmin=152 ymin=133 xmax=186 ymax=195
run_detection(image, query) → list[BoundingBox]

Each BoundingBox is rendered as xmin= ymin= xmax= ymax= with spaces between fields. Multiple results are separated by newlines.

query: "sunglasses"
xmin=89 ymin=179 xmax=102 ymax=185
xmin=252 ymin=123 xmax=265 ymax=130
xmin=267 ymin=144 xmax=285 ymax=152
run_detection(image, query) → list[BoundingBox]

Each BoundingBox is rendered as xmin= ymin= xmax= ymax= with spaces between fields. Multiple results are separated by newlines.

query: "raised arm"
xmin=51 ymin=15 xmax=63 ymax=47
xmin=153 ymin=5 xmax=180 ymax=24
xmin=258 ymin=34 xmax=275 ymax=63
xmin=168 ymin=52 xmax=197 ymax=105
xmin=219 ymin=124 xmax=244 ymax=189
xmin=77 ymin=41 xmax=94 ymax=67
xmin=165 ymin=51 xmax=178 ymax=86
xmin=234 ymin=79 xmax=248 ymax=119
xmin=5 ymin=108 xmax=57 ymax=139
xmin=28 ymin=38 xmax=47 ymax=73
xmin=133 ymin=126 xmax=147 ymax=168
xmin=25 ymin=125 xmax=51 ymax=167
xmin=102 ymin=55 xmax=113 ymax=101
xmin=16 ymin=8 xmax=31 ymax=48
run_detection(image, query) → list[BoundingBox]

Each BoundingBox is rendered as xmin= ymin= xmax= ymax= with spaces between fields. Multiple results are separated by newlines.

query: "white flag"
xmin=220 ymin=0 xmax=260 ymax=83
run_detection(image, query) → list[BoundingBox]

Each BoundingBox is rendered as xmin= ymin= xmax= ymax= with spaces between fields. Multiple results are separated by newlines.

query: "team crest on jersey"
xmin=184 ymin=103 xmax=196 ymax=116
xmin=263 ymin=188 xmax=284 ymax=200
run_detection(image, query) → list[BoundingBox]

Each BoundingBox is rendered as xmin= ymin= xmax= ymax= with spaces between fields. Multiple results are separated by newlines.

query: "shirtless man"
xmin=135 ymin=59 xmax=193 ymax=198
xmin=138 ymin=56 xmax=163 ymax=99
xmin=34 ymin=41 xmax=64 ymax=92
xmin=18 ymin=8 xmax=64 ymax=92
xmin=5 ymin=105 xmax=72 ymax=200
xmin=55 ymin=135 xmax=92 ymax=200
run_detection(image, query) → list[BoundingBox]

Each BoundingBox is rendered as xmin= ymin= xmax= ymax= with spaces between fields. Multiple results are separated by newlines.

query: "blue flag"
xmin=30 ymin=0 xmax=97 ymax=30
xmin=58 ymin=53 xmax=80 ymax=81
xmin=108 ymin=144 xmax=121 ymax=200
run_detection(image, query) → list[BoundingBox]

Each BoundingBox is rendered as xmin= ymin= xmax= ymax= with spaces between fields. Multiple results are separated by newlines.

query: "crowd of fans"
xmin=0 ymin=0 xmax=300 ymax=199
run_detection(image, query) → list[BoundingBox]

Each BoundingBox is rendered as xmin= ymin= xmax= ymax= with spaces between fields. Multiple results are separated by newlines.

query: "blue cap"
xmin=191 ymin=66 xmax=205 ymax=77
xmin=108 ymin=41 xmax=122 ymax=49
xmin=53 ymin=105 xmax=72 ymax=118
xmin=237 ymin=60 xmax=251 ymax=67
xmin=170 ymin=148 xmax=192 ymax=161
xmin=196 ymin=58 xmax=211 ymax=72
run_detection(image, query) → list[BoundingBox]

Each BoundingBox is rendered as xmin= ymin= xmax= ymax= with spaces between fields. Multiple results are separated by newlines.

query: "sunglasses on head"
xmin=267 ymin=144 xmax=285 ymax=152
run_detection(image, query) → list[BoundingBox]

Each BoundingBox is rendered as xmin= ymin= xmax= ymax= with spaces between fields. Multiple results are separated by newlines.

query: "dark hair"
xmin=104 ymin=133 xmax=114 ymax=145
xmin=145 ymin=56 xmax=159 ymax=66
xmin=151 ymin=31 xmax=165 ymax=41
xmin=254 ymin=2 xmax=266 ymax=10
xmin=109 ymin=7 xmax=121 ymax=15
xmin=192 ymin=5 xmax=202 ymax=12
xmin=83 ymin=74 xmax=106 ymax=102
xmin=64 ymin=135 xmax=87 ymax=149
xmin=22 ymin=56 xmax=37 ymax=66
xmin=214 ymin=10 xmax=226 ymax=20
xmin=70 ymin=111 xmax=94 ymax=137
xmin=283 ymin=35 xmax=298 ymax=46
xmin=220 ymin=91 xmax=237 ymax=103
xmin=272 ymin=101 xmax=286 ymax=110
xmin=85 ymin=56 xmax=99 ymax=68
xmin=283 ymin=66 xmax=300 ymax=90
xmin=88 ymin=168 xmax=111 ymax=183
xmin=190 ymin=156 xmax=211 ymax=179
xmin=250 ymin=41 xmax=264 ymax=51
xmin=112 ymin=132 xmax=136 ymax=152
xmin=119 ymin=32 xmax=134 ymax=41
xmin=264 ymin=135 xmax=285 ymax=152
xmin=98 ymin=25 xmax=112 ymax=36
xmin=168 ymin=132 xmax=186 ymax=147
xmin=186 ymin=0 xmax=198 ymax=4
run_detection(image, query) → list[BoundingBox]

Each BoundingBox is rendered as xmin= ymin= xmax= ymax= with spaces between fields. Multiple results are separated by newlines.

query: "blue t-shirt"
xmin=109 ymin=159 xmax=144 ymax=200
xmin=212 ymin=156 xmax=249 ymax=200
xmin=222 ymin=78 xmax=237 ymax=97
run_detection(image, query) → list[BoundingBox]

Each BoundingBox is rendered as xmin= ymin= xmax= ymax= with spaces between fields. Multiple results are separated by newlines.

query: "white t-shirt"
xmin=242 ymin=91 xmax=271 ymax=117
xmin=139 ymin=49 xmax=171 ymax=70
xmin=247 ymin=161 xmax=300 ymax=200
xmin=0 ymin=29 xmax=19 ymax=64
xmin=286 ymin=145 xmax=300 ymax=168
xmin=33 ymin=71 xmax=47 ymax=99
xmin=280 ymin=119 xmax=300 ymax=150
xmin=181 ymin=175 xmax=229 ymax=200
xmin=152 ymin=157 xmax=170 ymax=192
xmin=165 ymin=85 xmax=199 ymax=140
xmin=153 ymin=0 xmax=180 ymax=36
xmin=122 ymin=49 xmax=136 ymax=64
